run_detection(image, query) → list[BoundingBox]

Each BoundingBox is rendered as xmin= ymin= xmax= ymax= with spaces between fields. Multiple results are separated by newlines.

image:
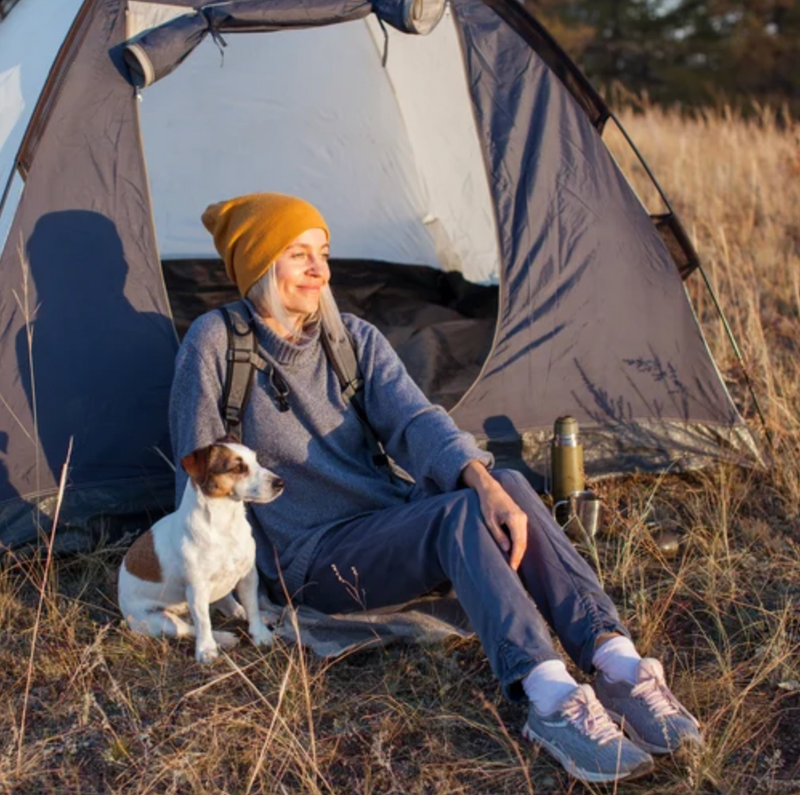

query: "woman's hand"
xmin=461 ymin=461 xmax=528 ymax=570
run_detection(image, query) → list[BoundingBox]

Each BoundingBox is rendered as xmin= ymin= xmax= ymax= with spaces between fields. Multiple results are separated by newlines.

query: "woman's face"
xmin=272 ymin=227 xmax=330 ymax=323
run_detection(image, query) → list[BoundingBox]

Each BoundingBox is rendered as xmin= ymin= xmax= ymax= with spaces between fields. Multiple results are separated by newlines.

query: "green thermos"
xmin=551 ymin=416 xmax=585 ymax=503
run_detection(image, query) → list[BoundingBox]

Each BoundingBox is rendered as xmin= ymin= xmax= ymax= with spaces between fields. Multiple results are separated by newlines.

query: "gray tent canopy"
xmin=0 ymin=0 xmax=759 ymax=550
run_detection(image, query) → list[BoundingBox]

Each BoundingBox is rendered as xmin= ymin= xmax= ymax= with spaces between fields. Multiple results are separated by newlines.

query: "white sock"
xmin=523 ymin=660 xmax=580 ymax=716
xmin=591 ymin=635 xmax=642 ymax=684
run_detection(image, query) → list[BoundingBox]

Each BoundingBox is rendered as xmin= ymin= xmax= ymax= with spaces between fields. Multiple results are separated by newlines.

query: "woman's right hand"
xmin=461 ymin=460 xmax=528 ymax=570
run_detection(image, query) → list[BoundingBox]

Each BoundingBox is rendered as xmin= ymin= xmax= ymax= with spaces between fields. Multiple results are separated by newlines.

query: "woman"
xmin=169 ymin=192 xmax=701 ymax=784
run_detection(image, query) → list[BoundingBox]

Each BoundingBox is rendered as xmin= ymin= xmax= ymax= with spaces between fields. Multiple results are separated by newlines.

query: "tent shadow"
xmin=483 ymin=414 xmax=545 ymax=491
xmin=0 ymin=430 xmax=54 ymax=550
xmin=571 ymin=355 xmax=745 ymax=472
xmin=15 ymin=210 xmax=175 ymax=492
xmin=0 ymin=431 xmax=11 ymax=497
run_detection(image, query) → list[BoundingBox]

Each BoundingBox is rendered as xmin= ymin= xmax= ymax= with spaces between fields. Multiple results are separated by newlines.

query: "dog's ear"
xmin=181 ymin=445 xmax=211 ymax=483
xmin=217 ymin=432 xmax=240 ymax=445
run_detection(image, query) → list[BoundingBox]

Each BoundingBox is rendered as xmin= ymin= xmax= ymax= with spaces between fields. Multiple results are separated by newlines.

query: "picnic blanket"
xmin=258 ymin=592 xmax=474 ymax=658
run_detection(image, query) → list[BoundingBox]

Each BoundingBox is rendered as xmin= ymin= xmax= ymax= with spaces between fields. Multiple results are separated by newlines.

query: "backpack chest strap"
xmin=226 ymin=346 xmax=269 ymax=372
xmin=218 ymin=300 xmax=389 ymax=470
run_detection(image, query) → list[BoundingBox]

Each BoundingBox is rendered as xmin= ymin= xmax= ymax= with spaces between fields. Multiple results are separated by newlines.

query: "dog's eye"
xmin=231 ymin=461 xmax=248 ymax=475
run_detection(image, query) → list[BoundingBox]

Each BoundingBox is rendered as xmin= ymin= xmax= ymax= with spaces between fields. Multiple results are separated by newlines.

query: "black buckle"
xmin=224 ymin=406 xmax=241 ymax=424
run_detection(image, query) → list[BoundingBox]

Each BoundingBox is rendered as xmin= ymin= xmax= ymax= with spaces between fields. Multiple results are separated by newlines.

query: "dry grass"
xmin=2 ymin=103 xmax=800 ymax=794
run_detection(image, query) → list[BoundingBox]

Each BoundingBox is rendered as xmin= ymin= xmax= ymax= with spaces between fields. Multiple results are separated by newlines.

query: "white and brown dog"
xmin=118 ymin=435 xmax=283 ymax=663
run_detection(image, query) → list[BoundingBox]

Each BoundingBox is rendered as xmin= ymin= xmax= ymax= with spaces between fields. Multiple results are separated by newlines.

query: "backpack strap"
xmin=320 ymin=323 xmax=361 ymax=402
xmin=218 ymin=300 xmax=391 ymax=474
xmin=320 ymin=322 xmax=390 ymax=470
xmin=218 ymin=300 xmax=271 ymax=433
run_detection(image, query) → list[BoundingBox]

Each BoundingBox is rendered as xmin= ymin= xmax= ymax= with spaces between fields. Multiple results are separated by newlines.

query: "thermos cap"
xmin=554 ymin=415 xmax=579 ymax=446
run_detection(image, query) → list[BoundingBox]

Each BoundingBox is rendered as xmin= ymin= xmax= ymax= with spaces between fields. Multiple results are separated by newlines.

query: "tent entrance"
xmin=162 ymin=257 xmax=498 ymax=411
xmin=138 ymin=15 xmax=502 ymax=408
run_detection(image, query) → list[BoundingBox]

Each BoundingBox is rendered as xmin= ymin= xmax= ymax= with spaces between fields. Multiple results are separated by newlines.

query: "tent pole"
xmin=607 ymin=111 xmax=772 ymax=447
xmin=0 ymin=162 xmax=18 ymax=224
xmin=694 ymin=263 xmax=773 ymax=447
xmin=608 ymin=112 xmax=674 ymax=213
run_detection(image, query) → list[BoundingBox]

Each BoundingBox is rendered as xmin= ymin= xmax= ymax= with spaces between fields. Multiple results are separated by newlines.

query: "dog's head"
xmin=180 ymin=435 xmax=284 ymax=504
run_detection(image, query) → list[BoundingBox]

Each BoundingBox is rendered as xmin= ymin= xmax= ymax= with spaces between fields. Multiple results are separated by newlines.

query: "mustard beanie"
xmin=201 ymin=193 xmax=330 ymax=297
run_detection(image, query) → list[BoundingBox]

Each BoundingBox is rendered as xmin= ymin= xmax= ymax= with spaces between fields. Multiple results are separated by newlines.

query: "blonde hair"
xmin=247 ymin=265 xmax=346 ymax=344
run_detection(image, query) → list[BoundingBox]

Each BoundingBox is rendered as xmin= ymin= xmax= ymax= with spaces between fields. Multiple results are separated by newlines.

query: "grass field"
xmin=1 ymin=103 xmax=799 ymax=794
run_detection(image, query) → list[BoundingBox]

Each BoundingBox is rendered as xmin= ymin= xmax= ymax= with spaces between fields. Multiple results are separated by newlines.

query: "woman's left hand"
xmin=461 ymin=461 xmax=528 ymax=570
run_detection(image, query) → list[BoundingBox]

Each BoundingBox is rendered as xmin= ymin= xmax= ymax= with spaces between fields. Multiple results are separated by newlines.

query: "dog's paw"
xmin=212 ymin=596 xmax=248 ymax=621
xmin=250 ymin=625 xmax=274 ymax=648
xmin=228 ymin=604 xmax=248 ymax=622
xmin=212 ymin=630 xmax=240 ymax=650
xmin=195 ymin=645 xmax=219 ymax=664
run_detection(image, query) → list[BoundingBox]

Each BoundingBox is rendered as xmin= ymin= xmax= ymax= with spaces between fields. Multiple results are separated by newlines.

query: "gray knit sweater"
xmin=169 ymin=302 xmax=493 ymax=596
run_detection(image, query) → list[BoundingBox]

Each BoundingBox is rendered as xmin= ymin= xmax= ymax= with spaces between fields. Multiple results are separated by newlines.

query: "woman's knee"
xmin=492 ymin=469 xmax=564 ymax=541
xmin=445 ymin=489 xmax=482 ymax=533
xmin=492 ymin=469 xmax=536 ymax=502
xmin=438 ymin=489 xmax=497 ymax=549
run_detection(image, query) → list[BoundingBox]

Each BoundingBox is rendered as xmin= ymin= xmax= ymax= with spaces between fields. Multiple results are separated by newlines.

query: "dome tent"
xmin=0 ymin=0 xmax=759 ymax=550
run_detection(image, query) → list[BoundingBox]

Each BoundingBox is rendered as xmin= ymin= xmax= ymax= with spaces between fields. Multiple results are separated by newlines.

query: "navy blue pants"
xmin=301 ymin=469 xmax=628 ymax=700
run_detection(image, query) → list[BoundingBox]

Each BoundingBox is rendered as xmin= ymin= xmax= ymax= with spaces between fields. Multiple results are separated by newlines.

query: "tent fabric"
xmin=0 ymin=1 xmax=177 ymax=547
xmin=0 ymin=0 xmax=84 ymax=222
xmin=479 ymin=0 xmax=609 ymax=131
xmin=364 ymin=14 xmax=500 ymax=282
xmin=0 ymin=0 xmax=760 ymax=552
xmin=134 ymin=13 xmax=500 ymax=284
xmin=370 ymin=0 xmax=447 ymax=35
xmin=124 ymin=10 xmax=207 ymax=88
xmin=448 ymin=1 xmax=759 ymax=470
xmin=125 ymin=0 xmax=373 ymax=92
xmin=138 ymin=23 xmax=440 ymax=275
xmin=127 ymin=1 xmax=193 ymax=40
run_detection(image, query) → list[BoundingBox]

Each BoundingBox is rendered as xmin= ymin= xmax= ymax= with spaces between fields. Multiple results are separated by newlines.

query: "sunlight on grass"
xmin=1 ymin=101 xmax=799 ymax=794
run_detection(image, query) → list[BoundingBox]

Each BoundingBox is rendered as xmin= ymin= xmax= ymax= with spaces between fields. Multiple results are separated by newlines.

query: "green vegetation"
xmin=531 ymin=0 xmax=800 ymax=113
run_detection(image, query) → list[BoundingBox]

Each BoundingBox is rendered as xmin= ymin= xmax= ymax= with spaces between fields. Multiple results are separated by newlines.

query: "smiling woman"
xmin=248 ymin=230 xmax=343 ymax=343
xmin=269 ymin=230 xmax=330 ymax=324
xmin=200 ymin=193 xmax=345 ymax=344
xmin=168 ymin=191 xmax=703 ymax=786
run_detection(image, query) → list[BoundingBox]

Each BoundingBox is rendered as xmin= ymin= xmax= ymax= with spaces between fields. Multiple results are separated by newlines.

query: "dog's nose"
xmin=272 ymin=477 xmax=284 ymax=491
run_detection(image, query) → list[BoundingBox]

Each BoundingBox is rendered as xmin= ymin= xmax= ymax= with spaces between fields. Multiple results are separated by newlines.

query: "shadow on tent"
xmin=8 ymin=210 xmax=176 ymax=549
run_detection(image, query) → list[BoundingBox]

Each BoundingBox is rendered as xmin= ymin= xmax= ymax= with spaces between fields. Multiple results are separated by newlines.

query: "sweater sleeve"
xmin=345 ymin=315 xmax=494 ymax=493
xmin=168 ymin=312 xmax=228 ymax=503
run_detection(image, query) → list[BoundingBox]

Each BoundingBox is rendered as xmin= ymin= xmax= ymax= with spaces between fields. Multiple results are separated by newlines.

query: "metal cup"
xmin=574 ymin=491 xmax=602 ymax=540
xmin=552 ymin=490 xmax=602 ymax=542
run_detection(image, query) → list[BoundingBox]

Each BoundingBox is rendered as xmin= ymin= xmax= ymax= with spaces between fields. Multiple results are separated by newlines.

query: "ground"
xmin=2 ymin=103 xmax=800 ymax=794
